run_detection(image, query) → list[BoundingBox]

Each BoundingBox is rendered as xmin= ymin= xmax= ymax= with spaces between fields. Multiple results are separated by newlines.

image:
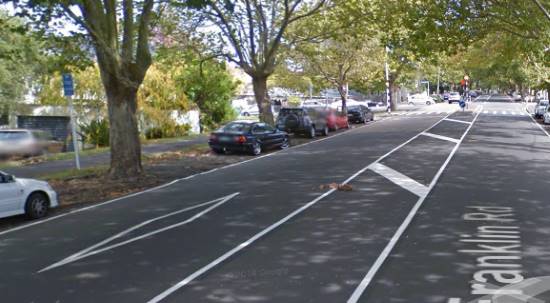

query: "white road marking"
xmin=0 ymin=117 xmax=391 ymax=238
xmin=528 ymin=113 xmax=550 ymax=141
xmin=503 ymin=110 xmax=509 ymax=115
xmin=146 ymin=112 xmax=458 ymax=303
xmin=493 ymin=110 xmax=497 ymax=115
xmin=38 ymin=193 xmax=240 ymax=273
xmin=421 ymin=132 xmax=460 ymax=144
xmin=448 ymin=299 xmax=461 ymax=303
xmin=369 ymin=163 xmax=429 ymax=197
xmin=444 ymin=118 xmax=472 ymax=125
xmin=512 ymin=111 xmax=517 ymax=115
xmin=483 ymin=110 xmax=488 ymax=114
xmin=347 ymin=109 xmax=482 ymax=303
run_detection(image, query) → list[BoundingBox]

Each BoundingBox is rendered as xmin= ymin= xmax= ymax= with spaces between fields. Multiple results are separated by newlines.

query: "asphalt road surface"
xmin=2 ymin=97 xmax=550 ymax=303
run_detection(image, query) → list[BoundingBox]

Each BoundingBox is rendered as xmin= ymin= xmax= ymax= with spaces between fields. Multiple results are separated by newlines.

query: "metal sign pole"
xmin=63 ymin=73 xmax=80 ymax=170
xmin=68 ymin=95 xmax=80 ymax=170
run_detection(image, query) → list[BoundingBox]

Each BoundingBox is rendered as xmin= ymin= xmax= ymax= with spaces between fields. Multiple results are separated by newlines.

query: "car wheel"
xmin=333 ymin=124 xmax=339 ymax=131
xmin=408 ymin=102 xmax=414 ymax=105
xmin=370 ymin=115 xmax=374 ymax=121
xmin=322 ymin=125 xmax=329 ymax=136
xmin=308 ymin=126 xmax=316 ymax=138
xmin=280 ymin=137 xmax=290 ymax=149
xmin=345 ymin=122 xmax=350 ymax=129
xmin=363 ymin=115 xmax=368 ymax=124
xmin=426 ymin=101 xmax=431 ymax=105
xmin=242 ymin=112 xmax=249 ymax=116
xmin=25 ymin=192 xmax=49 ymax=219
xmin=251 ymin=142 xmax=261 ymax=156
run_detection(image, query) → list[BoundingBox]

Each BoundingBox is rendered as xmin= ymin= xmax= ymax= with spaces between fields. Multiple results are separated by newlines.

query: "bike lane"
xmin=361 ymin=113 xmax=550 ymax=302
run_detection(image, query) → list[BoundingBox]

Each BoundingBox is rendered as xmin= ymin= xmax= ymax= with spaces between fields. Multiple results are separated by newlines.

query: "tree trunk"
xmin=252 ymin=75 xmax=274 ymax=124
xmin=337 ymin=82 xmax=348 ymax=114
xmin=105 ymin=83 xmax=143 ymax=179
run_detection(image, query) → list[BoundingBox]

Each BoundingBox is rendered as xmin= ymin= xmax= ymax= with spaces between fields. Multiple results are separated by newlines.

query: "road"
xmin=1 ymin=96 xmax=549 ymax=303
xmin=2 ymin=136 xmax=208 ymax=178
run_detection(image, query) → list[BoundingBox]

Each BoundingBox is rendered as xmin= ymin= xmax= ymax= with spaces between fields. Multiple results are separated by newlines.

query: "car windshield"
xmin=540 ymin=100 xmax=549 ymax=106
xmin=348 ymin=106 xmax=360 ymax=111
xmin=0 ymin=131 xmax=31 ymax=141
xmin=221 ymin=122 xmax=251 ymax=133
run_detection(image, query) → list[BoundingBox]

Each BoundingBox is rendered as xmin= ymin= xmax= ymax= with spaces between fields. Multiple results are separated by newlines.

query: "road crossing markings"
xmin=444 ymin=118 xmax=472 ymax=125
xmin=38 ymin=192 xmax=240 ymax=273
xmin=347 ymin=108 xmax=482 ymax=303
xmin=421 ymin=132 xmax=460 ymax=144
xmin=146 ymin=112 xmax=458 ymax=303
xmin=369 ymin=163 xmax=429 ymax=197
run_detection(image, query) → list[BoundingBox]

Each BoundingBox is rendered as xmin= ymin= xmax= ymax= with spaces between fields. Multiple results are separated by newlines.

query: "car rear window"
xmin=221 ymin=123 xmax=252 ymax=133
xmin=279 ymin=109 xmax=304 ymax=116
xmin=0 ymin=131 xmax=31 ymax=141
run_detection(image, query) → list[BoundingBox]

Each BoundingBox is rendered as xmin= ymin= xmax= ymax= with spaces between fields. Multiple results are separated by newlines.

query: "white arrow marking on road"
xmin=38 ymin=192 xmax=240 ymax=273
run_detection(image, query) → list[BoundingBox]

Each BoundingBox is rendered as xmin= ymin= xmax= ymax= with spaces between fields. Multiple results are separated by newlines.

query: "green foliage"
xmin=144 ymin=124 xmax=191 ymax=140
xmin=177 ymin=57 xmax=239 ymax=131
xmin=80 ymin=120 xmax=110 ymax=148
xmin=287 ymin=96 xmax=302 ymax=107
xmin=0 ymin=11 xmax=43 ymax=108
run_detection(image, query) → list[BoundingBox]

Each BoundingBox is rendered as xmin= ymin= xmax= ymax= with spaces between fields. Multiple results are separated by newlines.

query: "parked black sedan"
xmin=347 ymin=105 xmax=374 ymax=124
xmin=209 ymin=121 xmax=290 ymax=155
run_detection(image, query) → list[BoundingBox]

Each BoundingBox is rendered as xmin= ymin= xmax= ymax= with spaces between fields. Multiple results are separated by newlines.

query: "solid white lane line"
xmin=147 ymin=112 xmax=458 ymax=303
xmin=421 ymin=132 xmax=460 ymax=144
xmin=511 ymin=111 xmax=517 ymax=115
xmin=448 ymin=299 xmax=461 ymax=303
xmin=493 ymin=111 xmax=497 ymax=115
xmin=0 ymin=117 xmax=392 ymax=238
xmin=483 ymin=110 xmax=488 ymax=114
xmin=369 ymin=163 xmax=429 ymax=197
xmin=528 ymin=113 xmax=550 ymax=140
xmin=444 ymin=118 xmax=472 ymax=125
xmin=347 ymin=109 xmax=482 ymax=303
xmin=39 ymin=193 xmax=240 ymax=273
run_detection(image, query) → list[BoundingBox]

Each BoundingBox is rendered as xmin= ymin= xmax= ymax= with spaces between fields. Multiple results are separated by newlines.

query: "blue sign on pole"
xmin=62 ymin=73 xmax=74 ymax=96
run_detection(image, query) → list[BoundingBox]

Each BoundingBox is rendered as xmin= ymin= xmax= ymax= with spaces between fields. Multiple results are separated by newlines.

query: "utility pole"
xmin=436 ymin=66 xmax=440 ymax=95
xmin=385 ymin=46 xmax=391 ymax=113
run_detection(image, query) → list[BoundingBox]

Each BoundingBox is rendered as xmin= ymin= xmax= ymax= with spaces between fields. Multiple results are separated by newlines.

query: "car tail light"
xmin=235 ymin=135 xmax=247 ymax=143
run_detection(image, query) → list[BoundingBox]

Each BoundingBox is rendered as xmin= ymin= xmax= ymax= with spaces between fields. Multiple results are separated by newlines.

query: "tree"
xmin=186 ymin=0 xmax=326 ymax=124
xmin=0 ymin=11 xmax=42 ymax=119
xmin=13 ymin=0 xmax=161 ymax=179
xmin=286 ymin=5 xmax=384 ymax=112
xmin=178 ymin=56 xmax=238 ymax=132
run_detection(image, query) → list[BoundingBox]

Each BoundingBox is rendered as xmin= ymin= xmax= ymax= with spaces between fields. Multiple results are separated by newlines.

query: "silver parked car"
xmin=0 ymin=129 xmax=64 ymax=158
xmin=534 ymin=99 xmax=549 ymax=119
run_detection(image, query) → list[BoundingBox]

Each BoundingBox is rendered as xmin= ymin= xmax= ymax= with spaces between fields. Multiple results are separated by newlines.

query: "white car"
xmin=448 ymin=92 xmax=461 ymax=103
xmin=408 ymin=94 xmax=435 ymax=105
xmin=534 ymin=99 xmax=549 ymax=119
xmin=0 ymin=171 xmax=58 ymax=219
xmin=240 ymin=105 xmax=260 ymax=116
